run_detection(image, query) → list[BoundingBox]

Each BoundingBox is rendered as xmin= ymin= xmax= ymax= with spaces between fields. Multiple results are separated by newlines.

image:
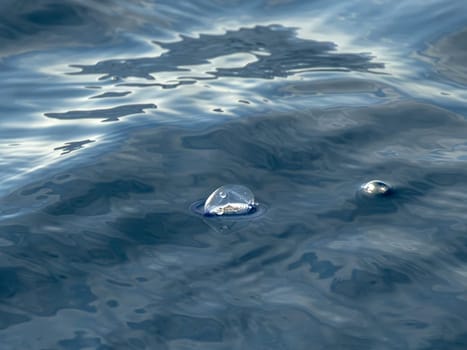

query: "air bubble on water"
xmin=360 ymin=180 xmax=392 ymax=196
xmin=204 ymin=184 xmax=256 ymax=216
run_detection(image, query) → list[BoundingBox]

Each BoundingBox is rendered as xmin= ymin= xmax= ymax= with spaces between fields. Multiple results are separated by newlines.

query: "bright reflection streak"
xmin=1 ymin=0 xmax=465 ymax=199
xmin=0 ymin=135 xmax=101 ymax=196
xmin=209 ymin=53 xmax=258 ymax=69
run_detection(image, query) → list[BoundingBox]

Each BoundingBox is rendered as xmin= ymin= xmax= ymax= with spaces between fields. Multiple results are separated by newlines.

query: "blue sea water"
xmin=1 ymin=0 xmax=467 ymax=349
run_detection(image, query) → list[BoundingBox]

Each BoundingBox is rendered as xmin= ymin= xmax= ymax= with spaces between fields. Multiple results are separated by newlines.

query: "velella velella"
xmin=203 ymin=184 xmax=257 ymax=216
xmin=360 ymin=180 xmax=392 ymax=196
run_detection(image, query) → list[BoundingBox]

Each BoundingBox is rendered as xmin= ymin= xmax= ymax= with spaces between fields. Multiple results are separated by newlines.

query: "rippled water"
xmin=1 ymin=1 xmax=467 ymax=349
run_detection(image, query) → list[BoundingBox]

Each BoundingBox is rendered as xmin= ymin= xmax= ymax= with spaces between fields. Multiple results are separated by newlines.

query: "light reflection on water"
xmin=0 ymin=0 xmax=467 ymax=349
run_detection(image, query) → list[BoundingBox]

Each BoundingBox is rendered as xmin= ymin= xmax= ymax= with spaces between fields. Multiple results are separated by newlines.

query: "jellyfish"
xmin=203 ymin=184 xmax=257 ymax=216
xmin=360 ymin=180 xmax=392 ymax=196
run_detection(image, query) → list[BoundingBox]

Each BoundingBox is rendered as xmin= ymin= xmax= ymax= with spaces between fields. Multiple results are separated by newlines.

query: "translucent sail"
xmin=204 ymin=184 xmax=256 ymax=216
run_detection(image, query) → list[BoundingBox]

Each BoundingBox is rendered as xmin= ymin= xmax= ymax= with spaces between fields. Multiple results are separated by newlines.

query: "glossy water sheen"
xmin=1 ymin=1 xmax=467 ymax=349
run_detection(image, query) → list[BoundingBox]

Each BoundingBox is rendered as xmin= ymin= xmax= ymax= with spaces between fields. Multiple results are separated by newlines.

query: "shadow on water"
xmin=28 ymin=179 xmax=154 ymax=216
xmin=0 ymin=0 xmax=185 ymax=56
xmin=422 ymin=25 xmax=467 ymax=86
xmin=70 ymin=25 xmax=384 ymax=81
xmin=45 ymin=104 xmax=157 ymax=122
xmin=54 ymin=139 xmax=95 ymax=155
xmin=0 ymin=1 xmax=114 ymax=55
xmin=41 ymin=24 xmax=385 ymax=123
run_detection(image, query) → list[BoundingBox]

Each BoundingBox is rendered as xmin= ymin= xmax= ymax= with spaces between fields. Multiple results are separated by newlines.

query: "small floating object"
xmin=203 ymin=184 xmax=257 ymax=216
xmin=360 ymin=180 xmax=392 ymax=196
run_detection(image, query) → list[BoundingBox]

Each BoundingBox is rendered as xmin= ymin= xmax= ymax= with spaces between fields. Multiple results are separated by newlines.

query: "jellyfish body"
xmin=204 ymin=184 xmax=256 ymax=216
xmin=360 ymin=180 xmax=392 ymax=196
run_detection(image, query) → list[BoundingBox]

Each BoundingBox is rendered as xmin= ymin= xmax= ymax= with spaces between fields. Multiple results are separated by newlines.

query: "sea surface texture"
xmin=1 ymin=1 xmax=467 ymax=349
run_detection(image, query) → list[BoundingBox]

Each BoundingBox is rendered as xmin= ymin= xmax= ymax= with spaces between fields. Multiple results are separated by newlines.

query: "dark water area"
xmin=1 ymin=0 xmax=467 ymax=349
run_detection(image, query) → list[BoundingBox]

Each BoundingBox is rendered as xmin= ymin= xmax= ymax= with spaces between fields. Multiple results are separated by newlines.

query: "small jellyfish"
xmin=204 ymin=184 xmax=257 ymax=216
xmin=360 ymin=180 xmax=392 ymax=196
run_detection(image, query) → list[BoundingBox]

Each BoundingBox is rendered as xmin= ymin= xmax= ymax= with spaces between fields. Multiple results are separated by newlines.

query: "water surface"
xmin=1 ymin=1 xmax=467 ymax=349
